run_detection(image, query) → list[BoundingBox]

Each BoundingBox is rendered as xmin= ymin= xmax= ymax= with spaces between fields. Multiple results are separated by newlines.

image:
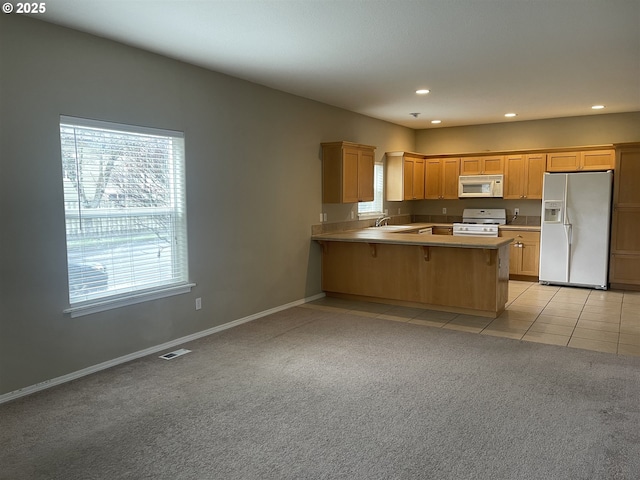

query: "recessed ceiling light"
xmin=415 ymin=89 xmax=430 ymax=95
xmin=431 ymin=120 xmax=441 ymax=124
xmin=504 ymin=113 xmax=517 ymax=118
xmin=592 ymin=105 xmax=605 ymax=110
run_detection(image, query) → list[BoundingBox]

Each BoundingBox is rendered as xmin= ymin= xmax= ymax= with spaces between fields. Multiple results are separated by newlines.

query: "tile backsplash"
xmin=413 ymin=214 xmax=541 ymax=226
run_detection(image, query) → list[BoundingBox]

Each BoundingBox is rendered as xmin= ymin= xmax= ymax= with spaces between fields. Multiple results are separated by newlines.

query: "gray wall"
xmin=0 ymin=15 xmax=414 ymax=395
xmin=415 ymin=112 xmax=640 ymax=155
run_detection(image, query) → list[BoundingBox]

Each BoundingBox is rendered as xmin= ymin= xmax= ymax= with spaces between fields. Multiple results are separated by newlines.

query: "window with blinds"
xmin=358 ymin=163 xmax=384 ymax=216
xmin=60 ymin=116 xmax=190 ymax=315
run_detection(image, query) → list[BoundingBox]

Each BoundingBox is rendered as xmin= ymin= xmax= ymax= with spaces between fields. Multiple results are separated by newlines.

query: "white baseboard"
xmin=0 ymin=293 xmax=325 ymax=405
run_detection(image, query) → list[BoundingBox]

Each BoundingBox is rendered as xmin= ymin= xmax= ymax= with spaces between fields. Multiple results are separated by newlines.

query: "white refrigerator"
xmin=539 ymin=171 xmax=613 ymax=289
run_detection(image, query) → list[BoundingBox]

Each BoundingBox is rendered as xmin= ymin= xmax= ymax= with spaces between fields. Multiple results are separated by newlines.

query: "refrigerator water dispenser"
xmin=544 ymin=201 xmax=563 ymax=223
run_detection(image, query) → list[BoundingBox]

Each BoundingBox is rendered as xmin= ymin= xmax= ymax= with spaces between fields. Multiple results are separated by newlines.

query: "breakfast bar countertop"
xmin=312 ymin=224 xmax=513 ymax=249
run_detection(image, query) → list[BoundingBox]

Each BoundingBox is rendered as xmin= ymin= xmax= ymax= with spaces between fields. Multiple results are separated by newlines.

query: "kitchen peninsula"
xmin=312 ymin=226 xmax=513 ymax=318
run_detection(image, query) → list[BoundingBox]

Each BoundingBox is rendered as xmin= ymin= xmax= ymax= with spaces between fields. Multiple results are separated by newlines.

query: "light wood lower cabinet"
xmin=499 ymin=230 xmax=540 ymax=278
xmin=318 ymin=241 xmax=509 ymax=317
xmin=610 ymin=144 xmax=640 ymax=289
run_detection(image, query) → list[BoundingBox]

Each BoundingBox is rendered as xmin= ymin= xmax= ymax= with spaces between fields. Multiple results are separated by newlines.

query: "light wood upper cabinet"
xmin=322 ymin=141 xmax=375 ymax=203
xmin=546 ymin=149 xmax=614 ymax=172
xmin=609 ymin=144 xmax=640 ymax=288
xmin=386 ymin=152 xmax=426 ymax=201
xmin=503 ymin=154 xmax=546 ymax=200
xmin=460 ymin=155 xmax=504 ymax=175
xmin=425 ymin=158 xmax=460 ymax=199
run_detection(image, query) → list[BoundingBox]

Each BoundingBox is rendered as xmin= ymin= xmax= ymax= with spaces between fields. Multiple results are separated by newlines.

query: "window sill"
xmin=63 ymin=283 xmax=196 ymax=318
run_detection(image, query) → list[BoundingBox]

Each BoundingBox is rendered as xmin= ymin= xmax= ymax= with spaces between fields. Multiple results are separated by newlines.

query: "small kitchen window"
xmin=59 ymin=116 xmax=193 ymax=317
xmin=358 ymin=163 xmax=384 ymax=218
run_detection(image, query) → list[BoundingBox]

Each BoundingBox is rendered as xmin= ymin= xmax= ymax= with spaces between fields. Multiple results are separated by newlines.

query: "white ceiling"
xmin=36 ymin=0 xmax=640 ymax=129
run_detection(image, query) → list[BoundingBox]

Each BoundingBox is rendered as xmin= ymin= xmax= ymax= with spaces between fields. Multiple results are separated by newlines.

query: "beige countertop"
xmin=312 ymin=223 xmax=513 ymax=249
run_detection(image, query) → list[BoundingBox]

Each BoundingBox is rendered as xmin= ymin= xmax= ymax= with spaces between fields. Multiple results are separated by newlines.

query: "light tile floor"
xmin=303 ymin=281 xmax=640 ymax=357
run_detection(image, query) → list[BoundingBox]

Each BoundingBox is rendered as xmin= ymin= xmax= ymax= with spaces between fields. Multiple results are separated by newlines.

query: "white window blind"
xmin=60 ymin=116 xmax=190 ymax=313
xmin=358 ymin=163 xmax=384 ymax=216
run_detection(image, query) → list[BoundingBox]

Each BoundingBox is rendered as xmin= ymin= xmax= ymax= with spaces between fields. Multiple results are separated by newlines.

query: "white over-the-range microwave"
xmin=458 ymin=174 xmax=504 ymax=198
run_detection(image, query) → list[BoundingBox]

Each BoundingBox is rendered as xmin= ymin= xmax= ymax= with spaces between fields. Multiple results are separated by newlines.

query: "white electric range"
xmin=452 ymin=208 xmax=506 ymax=237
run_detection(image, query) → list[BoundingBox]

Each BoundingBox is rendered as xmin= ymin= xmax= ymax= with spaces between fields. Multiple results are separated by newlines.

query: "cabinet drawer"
xmin=432 ymin=226 xmax=453 ymax=235
xmin=499 ymin=230 xmax=540 ymax=242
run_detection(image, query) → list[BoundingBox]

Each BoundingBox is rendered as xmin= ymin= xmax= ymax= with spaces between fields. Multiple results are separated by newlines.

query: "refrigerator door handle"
xmin=564 ymin=223 xmax=572 ymax=282
xmin=563 ymin=174 xmax=570 ymax=226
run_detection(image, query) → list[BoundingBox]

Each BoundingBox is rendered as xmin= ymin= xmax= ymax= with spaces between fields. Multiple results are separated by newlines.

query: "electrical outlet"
xmin=195 ymin=298 xmax=202 ymax=310
xmin=351 ymin=211 xmax=355 ymax=219
xmin=319 ymin=213 xmax=323 ymax=222
xmin=514 ymin=208 xmax=520 ymax=216
xmin=323 ymin=213 xmax=327 ymax=222
xmin=442 ymin=207 xmax=447 ymax=215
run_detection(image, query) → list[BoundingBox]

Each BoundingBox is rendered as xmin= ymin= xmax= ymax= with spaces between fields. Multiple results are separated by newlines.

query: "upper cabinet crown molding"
xmin=321 ymin=141 xmax=376 ymax=204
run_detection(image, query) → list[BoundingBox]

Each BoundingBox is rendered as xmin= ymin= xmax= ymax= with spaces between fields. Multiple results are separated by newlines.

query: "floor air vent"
xmin=159 ymin=348 xmax=191 ymax=360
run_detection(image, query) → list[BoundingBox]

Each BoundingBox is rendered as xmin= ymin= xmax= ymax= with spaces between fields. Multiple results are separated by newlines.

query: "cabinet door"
xmin=482 ymin=156 xmax=505 ymax=174
xmin=503 ymin=155 xmax=525 ymax=199
xmin=441 ymin=158 xmax=460 ymax=199
xmin=519 ymin=238 xmax=540 ymax=276
xmin=403 ymin=158 xmax=414 ymax=200
xmin=357 ymin=148 xmax=375 ymax=202
xmin=614 ymin=149 xmax=640 ymax=206
xmin=413 ymin=158 xmax=425 ymax=200
xmin=547 ymin=152 xmax=579 ymax=172
xmin=424 ymin=159 xmax=442 ymax=199
xmin=460 ymin=157 xmax=482 ymax=175
xmin=342 ymin=148 xmax=360 ymax=203
xmin=581 ymin=150 xmax=614 ymax=171
xmin=500 ymin=231 xmax=540 ymax=276
xmin=432 ymin=226 xmax=453 ymax=235
xmin=524 ymin=154 xmax=545 ymax=199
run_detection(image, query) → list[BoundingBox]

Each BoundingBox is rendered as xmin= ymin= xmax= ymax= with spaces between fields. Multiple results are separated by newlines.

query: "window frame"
xmin=59 ymin=116 xmax=193 ymax=317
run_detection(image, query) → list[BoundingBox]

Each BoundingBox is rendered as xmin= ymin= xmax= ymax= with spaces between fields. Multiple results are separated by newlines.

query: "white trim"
xmin=0 ymin=292 xmax=326 ymax=405
xmin=64 ymin=283 xmax=196 ymax=318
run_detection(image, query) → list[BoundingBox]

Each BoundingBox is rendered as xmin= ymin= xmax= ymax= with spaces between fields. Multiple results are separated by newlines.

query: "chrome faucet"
xmin=375 ymin=216 xmax=391 ymax=227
